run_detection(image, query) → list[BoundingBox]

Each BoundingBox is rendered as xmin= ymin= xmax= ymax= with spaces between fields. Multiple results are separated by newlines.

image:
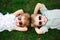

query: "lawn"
xmin=0 ymin=0 xmax=60 ymax=40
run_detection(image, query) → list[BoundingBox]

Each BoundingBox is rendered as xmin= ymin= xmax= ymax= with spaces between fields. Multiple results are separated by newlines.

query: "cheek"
xmin=21 ymin=19 xmax=25 ymax=24
xmin=16 ymin=21 xmax=19 ymax=25
xmin=15 ymin=18 xmax=20 ymax=24
xmin=42 ymin=21 xmax=46 ymax=25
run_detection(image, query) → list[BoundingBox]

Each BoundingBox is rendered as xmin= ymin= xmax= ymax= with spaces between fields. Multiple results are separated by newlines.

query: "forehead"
xmin=35 ymin=14 xmax=42 ymax=19
xmin=32 ymin=14 xmax=41 ymax=21
xmin=34 ymin=14 xmax=42 ymax=22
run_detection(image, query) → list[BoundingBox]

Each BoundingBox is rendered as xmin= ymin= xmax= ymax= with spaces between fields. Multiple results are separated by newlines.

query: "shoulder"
xmin=5 ymin=13 xmax=16 ymax=19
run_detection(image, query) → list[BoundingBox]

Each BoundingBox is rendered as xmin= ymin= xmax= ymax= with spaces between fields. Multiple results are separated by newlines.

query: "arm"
xmin=13 ymin=9 xmax=24 ymax=16
xmin=13 ymin=26 xmax=28 ymax=31
xmin=33 ymin=3 xmax=43 ymax=15
xmin=35 ymin=27 xmax=44 ymax=34
xmin=35 ymin=26 xmax=48 ymax=34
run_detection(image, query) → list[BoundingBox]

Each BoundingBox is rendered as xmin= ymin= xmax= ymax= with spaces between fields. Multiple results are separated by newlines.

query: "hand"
xmin=33 ymin=3 xmax=43 ymax=15
xmin=13 ymin=9 xmax=24 ymax=16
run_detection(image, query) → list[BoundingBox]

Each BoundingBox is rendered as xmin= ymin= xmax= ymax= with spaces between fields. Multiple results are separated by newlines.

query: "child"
xmin=31 ymin=3 xmax=60 ymax=34
xmin=0 ymin=9 xmax=30 ymax=32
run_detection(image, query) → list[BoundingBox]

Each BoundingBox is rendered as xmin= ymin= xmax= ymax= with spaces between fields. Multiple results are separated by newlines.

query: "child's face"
xmin=32 ymin=14 xmax=47 ymax=27
xmin=15 ymin=15 xmax=25 ymax=27
xmin=15 ymin=14 xmax=30 ymax=27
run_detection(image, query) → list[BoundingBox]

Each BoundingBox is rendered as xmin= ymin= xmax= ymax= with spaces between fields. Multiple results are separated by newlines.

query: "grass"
xmin=0 ymin=0 xmax=60 ymax=40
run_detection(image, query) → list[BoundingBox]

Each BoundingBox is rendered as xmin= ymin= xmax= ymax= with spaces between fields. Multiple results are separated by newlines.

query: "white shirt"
xmin=40 ymin=4 xmax=60 ymax=33
xmin=0 ymin=13 xmax=17 ymax=32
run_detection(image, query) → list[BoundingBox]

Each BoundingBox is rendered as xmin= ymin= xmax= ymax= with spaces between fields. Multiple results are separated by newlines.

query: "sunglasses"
xmin=39 ymin=16 xmax=41 ymax=20
xmin=39 ymin=16 xmax=42 ymax=25
xmin=38 ymin=16 xmax=42 ymax=28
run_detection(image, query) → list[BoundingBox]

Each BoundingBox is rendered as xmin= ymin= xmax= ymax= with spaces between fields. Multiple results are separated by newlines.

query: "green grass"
xmin=0 ymin=0 xmax=60 ymax=40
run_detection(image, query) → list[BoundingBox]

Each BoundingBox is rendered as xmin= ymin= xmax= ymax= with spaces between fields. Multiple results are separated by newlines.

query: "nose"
xmin=18 ymin=17 xmax=21 ymax=20
xmin=40 ymin=19 xmax=45 ymax=22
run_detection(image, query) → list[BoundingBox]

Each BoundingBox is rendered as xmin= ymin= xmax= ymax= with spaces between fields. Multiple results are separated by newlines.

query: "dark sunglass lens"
xmin=39 ymin=16 xmax=41 ymax=20
xmin=39 ymin=22 xmax=42 ymax=25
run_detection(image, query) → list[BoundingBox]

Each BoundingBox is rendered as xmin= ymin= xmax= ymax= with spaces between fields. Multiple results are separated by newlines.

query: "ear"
xmin=31 ymin=16 xmax=35 ymax=27
xmin=31 ymin=24 xmax=34 ymax=27
xmin=13 ymin=9 xmax=24 ymax=16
